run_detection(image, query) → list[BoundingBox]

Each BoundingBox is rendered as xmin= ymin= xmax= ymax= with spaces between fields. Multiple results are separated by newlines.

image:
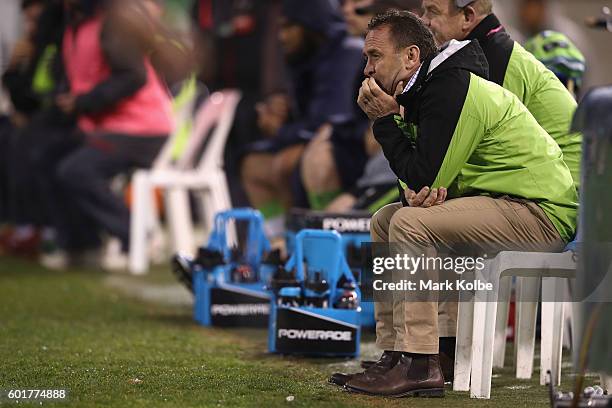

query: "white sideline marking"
xmin=105 ymin=276 xmax=193 ymax=307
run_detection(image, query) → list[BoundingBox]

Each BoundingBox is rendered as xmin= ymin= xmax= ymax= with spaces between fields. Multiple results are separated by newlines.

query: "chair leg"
xmin=562 ymin=279 xmax=573 ymax=350
xmin=166 ymin=187 xmax=195 ymax=256
xmin=470 ymin=261 xmax=500 ymax=399
xmin=454 ymin=287 xmax=474 ymax=392
xmin=191 ymin=190 xmax=210 ymax=243
xmin=541 ymin=277 xmax=565 ymax=386
xmin=200 ymin=187 xmax=217 ymax=243
xmin=145 ymin=181 xmax=167 ymax=265
xmin=551 ymin=297 xmax=564 ymax=387
xmin=493 ymin=276 xmax=512 ymax=368
xmin=129 ymin=171 xmax=152 ymax=275
xmin=208 ymin=173 xmax=234 ymax=243
xmin=514 ymin=277 xmax=540 ymax=379
xmin=562 ymin=301 xmax=572 ymax=350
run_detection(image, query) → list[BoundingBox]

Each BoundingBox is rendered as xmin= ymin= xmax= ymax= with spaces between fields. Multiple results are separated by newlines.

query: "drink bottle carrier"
xmin=285 ymin=209 xmax=375 ymax=328
xmin=268 ymin=229 xmax=362 ymax=357
xmin=172 ymin=209 xmax=280 ymax=327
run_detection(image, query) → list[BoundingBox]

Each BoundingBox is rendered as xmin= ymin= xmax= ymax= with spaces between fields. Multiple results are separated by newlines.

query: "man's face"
xmin=421 ymin=0 xmax=465 ymax=46
xmin=363 ymin=26 xmax=412 ymax=95
xmin=342 ymin=0 xmax=374 ymax=37
xmin=278 ymin=17 xmax=306 ymax=58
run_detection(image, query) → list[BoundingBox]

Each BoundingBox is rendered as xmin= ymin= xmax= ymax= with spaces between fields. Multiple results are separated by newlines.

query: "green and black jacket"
xmin=373 ymin=40 xmax=578 ymax=242
xmin=466 ymin=14 xmax=581 ymax=188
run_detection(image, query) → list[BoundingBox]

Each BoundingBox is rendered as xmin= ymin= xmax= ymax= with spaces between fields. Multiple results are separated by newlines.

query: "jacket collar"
xmin=396 ymin=39 xmax=478 ymax=108
xmin=396 ymin=58 xmax=432 ymax=109
xmin=466 ymin=14 xmax=505 ymax=42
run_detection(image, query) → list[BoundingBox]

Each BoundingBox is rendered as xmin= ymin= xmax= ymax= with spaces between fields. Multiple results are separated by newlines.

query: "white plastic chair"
xmin=102 ymin=80 xmax=202 ymax=270
xmin=129 ymin=90 xmax=242 ymax=274
xmin=490 ymin=275 xmax=574 ymax=384
xmin=453 ymin=248 xmax=576 ymax=399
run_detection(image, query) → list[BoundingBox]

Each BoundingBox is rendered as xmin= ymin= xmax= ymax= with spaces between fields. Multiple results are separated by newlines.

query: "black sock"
xmin=401 ymin=352 xmax=429 ymax=381
xmin=439 ymin=337 xmax=456 ymax=359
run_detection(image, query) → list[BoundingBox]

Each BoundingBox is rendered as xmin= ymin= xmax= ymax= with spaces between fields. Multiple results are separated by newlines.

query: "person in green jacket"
xmin=420 ymin=0 xmax=581 ymax=189
xmin=524 ymin=30 xmax=586 ymax=99
xmin=330 ymin=10 xmax=577 ymax=397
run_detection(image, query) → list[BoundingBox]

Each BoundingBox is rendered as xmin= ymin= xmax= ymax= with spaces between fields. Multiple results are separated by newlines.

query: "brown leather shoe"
xmin=345 ymin=353 xmax=445 ymax=397
xmin=328 ymin=351 xmax=401 ymax=386
xmin=362 ymin=351 xmax=455 ymax=383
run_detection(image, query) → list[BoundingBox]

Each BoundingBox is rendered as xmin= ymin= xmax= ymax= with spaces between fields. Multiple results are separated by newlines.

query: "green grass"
xmin=0 ymin=257 xmax=579 ymax=407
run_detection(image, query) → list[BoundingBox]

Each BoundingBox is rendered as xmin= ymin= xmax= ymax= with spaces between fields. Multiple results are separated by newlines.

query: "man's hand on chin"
xmin=358 ymin=78 xmax=404 ymax=121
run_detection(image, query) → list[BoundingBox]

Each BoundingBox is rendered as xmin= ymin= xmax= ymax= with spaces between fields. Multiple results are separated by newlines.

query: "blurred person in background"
xmin=140 ymin=0 xmax=194 ymax=87
xmin=524 ymin=30 xmax=586 ymax=99
xmin=0 ymin=0 xmax=21 ymax=114
xmin=192 ymin=0 xmax=286 ymax=207
xmin=2 ymin=0 xmax=48 ymax=125
xmin=308 ymin=0 xmax=423 ymax=215
xmin=0 ymin=0 xmax=28 ymax=239
xmin=0 ymin=0 xmax=68 ymax=258
xmin=518 ymin=0 xmax=601 ymax=92
xmin=240 ymin=0 xmax=364 ymax=240
xmin=520 ymin=0 xmax=547 ymax=36
xmin=192 ymin=0 xmax=284 ymax=96
xmin=46 ymin=0 xmax=178 ymax=270
xmin=343 ymin=0 xmax=378 ymax=37
xmin=420 ymin=0 xmax=581 ymax=194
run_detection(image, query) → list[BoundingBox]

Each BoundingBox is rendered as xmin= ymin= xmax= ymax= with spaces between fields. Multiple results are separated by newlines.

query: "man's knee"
xmin=241 ymin=153 xmax=273 ymax=184
xmin=301 ymin=139 xmax=338 ymax=192
xmin=371 ymin=203 xmax=401 ymax=242
xmin=388 ymin=207 xmax=437 ymax=245
xmin=272 ymin=145 xmax=304 ymax=182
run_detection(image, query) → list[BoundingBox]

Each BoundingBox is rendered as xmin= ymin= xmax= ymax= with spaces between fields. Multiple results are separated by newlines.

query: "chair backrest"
xmin=196 ymin=90 xmax=242 ymax=172
xmin=174 ymin=90 xmax=242 ymax=171
xmin=152 ymin=78 xmax=203 ymax=170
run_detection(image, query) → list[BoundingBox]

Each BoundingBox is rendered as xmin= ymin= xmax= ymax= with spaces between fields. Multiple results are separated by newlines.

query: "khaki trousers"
xmin=371 ymin=196 xmax=565 ymax=354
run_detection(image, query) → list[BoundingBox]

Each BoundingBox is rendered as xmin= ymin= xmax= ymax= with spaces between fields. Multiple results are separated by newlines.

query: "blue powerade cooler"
xmin=285 ymin=209 xmax=375 ymax=328
xmin=268 ymin=230 xmax=361 ymax=357
xmin=177 ymin=209 xmax=279 ymax=327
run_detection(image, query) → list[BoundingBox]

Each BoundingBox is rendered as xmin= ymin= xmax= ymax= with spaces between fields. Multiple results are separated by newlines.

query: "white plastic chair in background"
xmin=129 ymin=90 xmax=242 ymax=274
xmin=102 ymin=80 xmax=202 ymax=270
xmin=490 ymin=276 xmax=574 ymax=384
xmin=453 ymin=248 xmax=576 ymax=399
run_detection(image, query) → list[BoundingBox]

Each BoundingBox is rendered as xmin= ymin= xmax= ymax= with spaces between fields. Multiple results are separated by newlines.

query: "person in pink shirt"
xmin=51 ymin=0 xmax=173 ymax=266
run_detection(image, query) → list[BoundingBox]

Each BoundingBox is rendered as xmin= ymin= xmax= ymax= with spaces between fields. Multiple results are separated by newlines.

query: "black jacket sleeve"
xmin=74 ymin=19 xmax=147 ymax=115
xmin=372 ymin=69 xmax=470 ymax=192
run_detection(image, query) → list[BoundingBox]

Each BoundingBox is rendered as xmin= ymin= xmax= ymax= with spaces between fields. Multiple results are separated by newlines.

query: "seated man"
xmin=241 ymin=0 xmax=364 ymax=238
xmin=421 ymin=0 xmax=581 ymax=189
xmin=335 ymin=11 xmax=577 ymax=397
